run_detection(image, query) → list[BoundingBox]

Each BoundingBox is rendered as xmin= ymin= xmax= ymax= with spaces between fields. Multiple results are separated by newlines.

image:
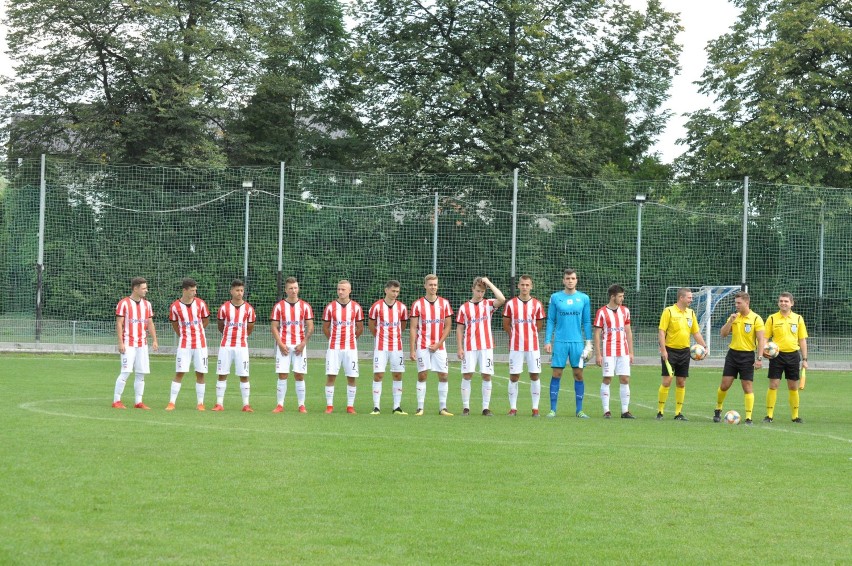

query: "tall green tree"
xmin=1 ymin=0 xmax=266 ymax=165
xmin=677 ymin=0 xmax=852 ymax=188
xmin=349 ymin=0 xmax=681 ymax=176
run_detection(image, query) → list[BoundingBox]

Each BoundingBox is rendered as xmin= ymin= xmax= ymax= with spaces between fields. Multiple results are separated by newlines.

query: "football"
xmin=689 ymin=344 xmax=706 ymax=360
xmin=763 ymin=341 xmax=780 ymax=359
xmin=724 ymin=410 xmax=741 ymax=425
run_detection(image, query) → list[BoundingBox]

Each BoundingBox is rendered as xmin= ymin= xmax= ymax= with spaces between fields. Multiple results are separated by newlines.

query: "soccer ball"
xmin=689 ymin=344 xmax=706 ymax=360
xmin=724 ymin=410 xmax=741 ymax=425
xmin=763 ymin=341 xmax=780 ymax=359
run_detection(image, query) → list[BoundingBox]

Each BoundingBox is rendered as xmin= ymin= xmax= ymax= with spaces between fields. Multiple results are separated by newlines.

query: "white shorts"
xmin=416 ymin=348 xmax=448 ymax=374
xmin=326 ymin=349 xmax=359 ymax=378
xmin=176 ymin=347 xmax=209 ymax=374
xmin=509 ymin=350 xmax=541 ymax=375
xmin=461 ymin=349 xmax=494 ymax=375
xmin=373 ymin=350 xmax=405 ymax=373
xmin=275 ymin=347 xmax=308 ymax=375
xmin=120 ymin=346 xmax=150 ymax=374
xmin=217 ymin=346 xmax=250 ymax=377
xmin=602 ymin=355 xmax=631 ymax=378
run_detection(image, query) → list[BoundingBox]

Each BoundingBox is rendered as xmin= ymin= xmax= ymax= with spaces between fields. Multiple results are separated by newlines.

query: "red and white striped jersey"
xmin=410 ymin=297 xmax=453 ymax=351
xmin=457 ymin=299 xmax=496 ymax=351
xmin=271 ymin=299 xmax=314 ymax=346
xmin=116 ymin=297 xmax=154 ymax=347
xmin=594 ymin=305 xmax=631 ymax=357
xmin=503 ymin=297 xmax=545 ymax=352
xmin=323 ymin=300 xmax=364 ymax=350
xmin=369 ymin=299 xmax=409 ymax=351
xmin=218 ymin=301 xmax=256 ymax=348
xmin=169 ymin=298 xmax=209 ymax=349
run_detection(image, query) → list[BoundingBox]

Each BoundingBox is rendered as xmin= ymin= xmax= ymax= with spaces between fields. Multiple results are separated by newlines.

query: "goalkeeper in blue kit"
xmin=544 ymin=269 xmax=593 ymax=418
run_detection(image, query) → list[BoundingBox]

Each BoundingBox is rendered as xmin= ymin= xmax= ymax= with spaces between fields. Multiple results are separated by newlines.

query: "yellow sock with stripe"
xmin=766 ymin=389 xmax=777 ymax=419
xmin=715 ymin=388 xmax=728 ymax=410
xmin=789 ymin=389 xmax=800 ymax=420
xmin=657 ymin=385 xmax=670 ymax=414
xmin=744 ymin=392 xmax=754 ymax=420
xmin=675 ymin=386 xmax=686 ymax=415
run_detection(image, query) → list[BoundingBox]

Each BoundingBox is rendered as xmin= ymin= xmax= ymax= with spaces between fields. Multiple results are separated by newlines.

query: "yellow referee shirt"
xmin=728 ymin=310 xmax=765 ymax=352
xmin=765 ymin=311 xmax=808 ymax=352
xmin=658 ymin=305 xmax=699 ymax=349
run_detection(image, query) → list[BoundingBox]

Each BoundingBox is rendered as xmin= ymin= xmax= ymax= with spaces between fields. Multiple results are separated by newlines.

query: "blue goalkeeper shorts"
xmin=551 ymin=342 xmax=584 ymax=369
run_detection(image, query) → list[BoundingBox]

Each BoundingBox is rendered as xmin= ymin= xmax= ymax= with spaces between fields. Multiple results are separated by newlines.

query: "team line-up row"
xmin=111 ymin=271 xmax=810 ymax=424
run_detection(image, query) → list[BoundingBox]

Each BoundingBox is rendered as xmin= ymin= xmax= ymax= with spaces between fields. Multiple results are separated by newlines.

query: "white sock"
xmin=416 ymin=381 xmax=426 ymax=409
xmin=296 ymin=380 xmax=306 ymax=406
xmin=601 ymin=383 xmax=611 ymax=413
xmin=508 ymin=380 xmax=519 ymax=410
xmin=134 ymin=374 xmax=145 ymax=404
xmin=196 ymin=382 xmax=205 ymax=405
xmin=392 ymin=380 xmax=403 ymax=409
xmin=372 ymin=381 xmax=382 ymax=409
xmin=482 ymin=380 xmax=493 ymax=410
xmin=530 ymin=379 xmax=541 ymax=410
xmin=620 ymin=383 xmax=631 ymax=413
xmin=461 ymin=379 xmax=471 ymax=408
xmin=240 ymin=381 xmax=250 ymax=406
xmin=276 ymin=378 xmax=288 ymax=405
xmin=216 ymin=380 xmax=226 ymax=405
xmin=114 ymin=372 xmax=130 ymax=402
xmin=438 ymin=381 xmax=448 ymax=410
xmin=325 ymin=385 xmax=334 ymax=406
xmin=347 ymin=385 xmax=357 ymax=407
xmin=169 ymin=381 xmax=181 ymax=404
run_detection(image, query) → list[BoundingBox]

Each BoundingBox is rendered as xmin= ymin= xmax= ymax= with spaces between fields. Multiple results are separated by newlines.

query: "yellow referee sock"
xmin=658 ymin=385 xmax=670 ymax=414
xmin=789 ymin=389 xmax=800 ymax=420
xmin=744 ymin=392 xmax=754 ymax=420
xmin=716 ymin=388 xmax=728 ymax=410
xmin=675 ymin=386 xmax=686 ymax=415
xmin=766 ymin=389 xmax=777 ymax=419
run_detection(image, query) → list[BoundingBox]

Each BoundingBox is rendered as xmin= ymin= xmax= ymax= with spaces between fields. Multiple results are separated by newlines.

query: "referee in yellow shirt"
xmin=714 ymin=291 xmax=765 ymax=425
xmin=657 ymin=288 xmax=708 ymax=421
xmin=763 ymin=292 xmax=808 ymax=423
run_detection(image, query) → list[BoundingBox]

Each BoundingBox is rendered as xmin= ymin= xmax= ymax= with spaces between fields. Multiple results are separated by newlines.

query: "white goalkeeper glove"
xmin=582 ymin=340 xmax=593 ymax=361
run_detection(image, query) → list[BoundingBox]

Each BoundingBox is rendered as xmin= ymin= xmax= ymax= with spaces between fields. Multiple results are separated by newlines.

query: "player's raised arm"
xmin=481 ymin=277 xmax=506 ymax=308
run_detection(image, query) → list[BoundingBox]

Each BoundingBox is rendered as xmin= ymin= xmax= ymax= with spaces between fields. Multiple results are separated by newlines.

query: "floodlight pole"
xmin=510 ymin=169 xmax=519 ymax=295
xmin=432 ymin=192 xmax=439 ymax=274
xmin=243 ymin=180 xmax=253 ymax=288
xmin=634 ymin=194 xmax=646 ymax=293
xmin=277 ymin=163 xmax=286 ymax=301
xmin=741 ymin=176 xmax=749 ymax=291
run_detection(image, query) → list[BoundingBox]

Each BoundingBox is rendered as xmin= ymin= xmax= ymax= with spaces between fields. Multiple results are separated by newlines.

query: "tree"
xmin=349 ymin=0 xmax=681 ymax=176
xmin=677 ymin=0 xmax=852 ymax=188
xmin=1 ymin=0 xmax=267 ymax=165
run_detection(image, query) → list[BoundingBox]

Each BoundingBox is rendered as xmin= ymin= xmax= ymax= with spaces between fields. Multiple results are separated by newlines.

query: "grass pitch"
xmin=0 ymin=353 xmax=849 ymax=565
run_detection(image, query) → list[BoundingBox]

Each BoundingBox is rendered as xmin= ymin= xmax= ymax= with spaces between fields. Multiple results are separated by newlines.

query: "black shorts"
xmin=768 ymin=351 xmax=801 ymax=381
xmin=662 ymin=347 xmax=691 ymax=377
xmin=723 ymin=350 xmax=756 ymax=381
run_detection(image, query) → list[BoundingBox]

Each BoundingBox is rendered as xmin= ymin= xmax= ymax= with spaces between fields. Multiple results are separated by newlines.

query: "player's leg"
xmin=715 ymin=352 xmax=737 ymax=421
xmin=371 ymin=350 xmax=386 ymax=414
xmin=657 ymin=348 xmax=673 ymax=418
xmin=765 ymin=377 xmax=781 ymax=422
xmin=435 ymin=350 xmax=451 ymax=415
xmin=460 ymin=349 xmax=475 ymax=415
xmin=133 ymin=347 xmax=151 ymax=409
xmin=415 ymin=349 xmax=429 ymax=415
xmin=529 ymin=351 xmax=541 ymax=416
xmin=671 ymin=350 xmax=689 ymax=419
xmin=113 ymin=347 xmax=138 ymax=407
xmin=325 ymin=349 xmax=340 ymax=412
xmin=481 ymin=350 xmax=494 ymax=415
xmin=600 ymin=356 xmax=613 ymax=417
xmin=168 ymin=348 xmax=188 ymax=410
xmin=194 ymin=347 xmax=208 ymax=410
xmin=549 ymin=342 xmax=568 ymax=416
xmin=783 ymin=353 xmax=802 ymax=422
xmin=618 ymin=373 xmax=632 ymax=418
xmin=740 ymin=362 xmax=755 ymax=423
xmin=274 ymin=348 xmax=291 ymax=412
xmin=215 ymin=347 xmax=232 ymax=410
xmin=344 ymin=350 xmax=359 ymax=413
xmin=507 ymin=351 xmax=521 ymax=414
xmin=390 ymin=351 xmax=405 ymax=414
xmin=568 ymin=343 xmax=587 ymax=418
xmin=236 ymin=347 xmax=252 ymax=412
xmin=294 ymin=351 xmax=307 ymax=412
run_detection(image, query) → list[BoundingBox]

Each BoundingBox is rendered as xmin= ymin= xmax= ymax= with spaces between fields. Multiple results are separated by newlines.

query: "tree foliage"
xmin=677 ymin=0 xmax=852 ymax=188
xmin=349 ymin=0 xmax=681 ymax=176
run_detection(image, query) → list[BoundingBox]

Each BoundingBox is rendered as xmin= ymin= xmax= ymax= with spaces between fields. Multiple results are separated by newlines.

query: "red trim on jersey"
xmin=323 ymin=300 xmax=363 ymax=350
xmin=271 ymin=299 xmax=313 ymax=346
xmin=116 ymin=297 xmax=154 ymax=347
xmin=169 ymin=298 xmax=209 ymax=349
xmin=218 ymin=301 xmax=256 ymax=348
xmin=503 ymin=297 xmax=545 ymax=352
xmin=369 ymin=299 xmax=408 ymax=351
xmin=410 ymin=297 xmax=453 ymax=351
xmin=456 ymin=299 xmax=496 ymax=351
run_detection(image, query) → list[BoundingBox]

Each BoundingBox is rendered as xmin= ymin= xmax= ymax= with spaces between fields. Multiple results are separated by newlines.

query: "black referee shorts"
xmin=723 ymin=349 xmax=756 ymax=381
xmin=662 ymin=347 xmax=691 ymax=377
xmin=768 ymin=351 xmax=801 ymax=381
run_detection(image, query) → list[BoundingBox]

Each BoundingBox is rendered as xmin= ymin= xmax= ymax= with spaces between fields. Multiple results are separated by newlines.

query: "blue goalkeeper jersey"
xmin=545 ymin=290 xmax=592 ymax=344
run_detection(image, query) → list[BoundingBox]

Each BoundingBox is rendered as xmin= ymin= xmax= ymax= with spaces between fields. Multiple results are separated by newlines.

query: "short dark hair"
xmin=472 ymin=277 xmax=486 ymax=289
xmin=563 ymin=269 xmax=576 ymax=277
xmin=779 ymin=291 xmax=794 ymax=302
xmin=519 ymin=274 xmax=532 ymax=283
xmin=385 ymin=279 xmax=401 ymax=289
xmin=734 ymin=291 xmax=750 ymax=302
xmin=285 ymin=277 xmax=298 ymax=286
xmin=608 ymin=284 xmax=624 ymax=298
xmin=231 ymin=279 xmax=244 ymax=288
xmin=677 ymin=287 xmax=692 ymax=299
xmin=181 ymin=278 xmax=197 ymax=290
xmin=131 ymin=277 xmax=147 ymax=289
